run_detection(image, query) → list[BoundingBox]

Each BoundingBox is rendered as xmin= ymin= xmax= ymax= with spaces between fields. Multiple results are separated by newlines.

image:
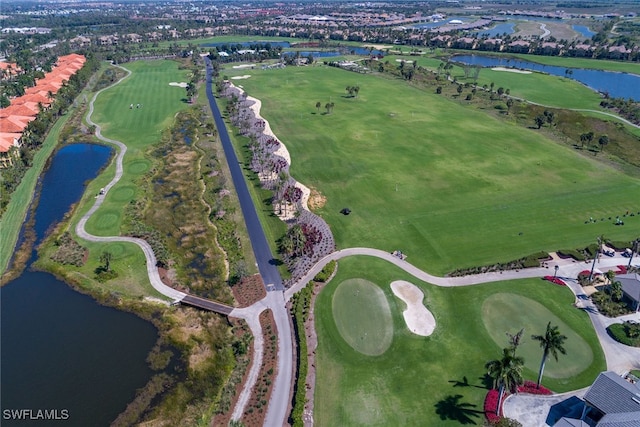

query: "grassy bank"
xmin=1 ymin=95 xmax=84 ymax=277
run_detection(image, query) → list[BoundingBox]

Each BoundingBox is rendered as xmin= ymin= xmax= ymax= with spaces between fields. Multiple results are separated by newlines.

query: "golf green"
xmin=332 ymin=279 xmax=393 ymax=356
xmin=482 ymin=292 xmax=593 ymax=378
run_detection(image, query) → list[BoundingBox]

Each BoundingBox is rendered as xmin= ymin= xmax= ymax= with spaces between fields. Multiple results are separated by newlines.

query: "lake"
xmin=451 ymin=54 xmax=640 ymax=102
xmin=1 ymin=143 xmax=158 ymax=427
xmin=573 ymin=25 xmax=596 ymax=39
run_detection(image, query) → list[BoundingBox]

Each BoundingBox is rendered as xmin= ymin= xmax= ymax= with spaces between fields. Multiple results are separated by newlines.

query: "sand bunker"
xmin=491 ymin=67 xmax=532 ymax=74
xmin=232 ymin=64 xmax=256 ymax=69
xmin=390 ymin=280 xmax=436 ymax=336
xmin=169 ymin=82 xmax=188 ymax=88
xmin=231 ymin=75 xmax=252 ymax=80
xmin=395 ymin=59 xmax=414 ymax=63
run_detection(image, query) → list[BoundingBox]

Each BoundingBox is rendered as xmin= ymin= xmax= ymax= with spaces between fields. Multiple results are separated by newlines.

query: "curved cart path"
xmin=76 ymin=64 xmax=187 ymax=302
xmin=286 ymin=247 xmax=640 ymax=427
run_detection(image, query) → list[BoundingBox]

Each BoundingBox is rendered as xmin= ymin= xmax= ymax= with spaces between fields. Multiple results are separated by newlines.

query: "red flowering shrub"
xmin=517 ymin=381 xmax=552 ymax=395
xmin=484 ymin=389 xmax=502 ymax=423
xmin=543 ymin=276 xmax=566 ymax=286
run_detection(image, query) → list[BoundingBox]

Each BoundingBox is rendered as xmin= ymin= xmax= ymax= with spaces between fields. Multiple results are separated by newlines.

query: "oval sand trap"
xmin=390 ymin=281 xmax=436 ymax=336
xmin=169 ymin=82 xmax=188 ymax=87
xmin=231 ymin=75 xmax=252 ymax=80
xmin=332 ymin=279 xmax=393 ymax=356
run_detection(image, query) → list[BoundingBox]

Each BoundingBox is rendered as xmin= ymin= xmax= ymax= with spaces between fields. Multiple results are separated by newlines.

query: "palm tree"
xmin=100 ymin=251 xmax=113 ymax=272
xmin=531 ymin=322 xmax=567 ymax=388
xmin=579 ymin=132 xmax=594 ymax=149
xmin=589 ymin=235 xmax=604 ymax=281
xmin=534 ymin=115 xmax=546 ymax=129
xmin=315 ymin=101 xmax=321 ymax=112
xmin=628 ymin=238 xmax=640 ymax=269
xmin=598 ymin=134 xmax=609 ymax=152
xmin=610 ymin=280 xmax=623 ymax=302
xmin=506 ymin=328 xmax=525 ymax=355
xmin=485 ymin=348 xmax=524 ymax=415
xmin=506 ymin=98 xmax=514 ymax=115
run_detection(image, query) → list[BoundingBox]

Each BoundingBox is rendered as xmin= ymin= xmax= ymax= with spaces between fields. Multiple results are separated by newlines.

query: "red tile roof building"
xmin=0 ymin=54 xmax=86 ymax=167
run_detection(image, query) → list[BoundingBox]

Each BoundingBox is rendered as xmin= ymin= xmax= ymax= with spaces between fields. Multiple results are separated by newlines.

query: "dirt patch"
xmin=307 ymin=187 xmax=326 ymax=211
xmin=232 ymin=274 xmax=267 ymax=307
xmin=241 ymin=310 xmax=277 ymax=427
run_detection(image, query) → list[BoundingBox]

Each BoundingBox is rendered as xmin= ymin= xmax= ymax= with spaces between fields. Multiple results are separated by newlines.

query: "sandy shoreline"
xmin=491 ymin=67 xmax=532 ymax=74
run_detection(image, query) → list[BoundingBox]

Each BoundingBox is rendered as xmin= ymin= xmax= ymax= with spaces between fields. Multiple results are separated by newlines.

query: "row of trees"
xmin=485 ymin=323 xmax=567 ymax=416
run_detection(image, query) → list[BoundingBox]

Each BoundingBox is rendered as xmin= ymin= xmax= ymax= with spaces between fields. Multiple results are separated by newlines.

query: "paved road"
xmin=204 ymin=59 xmax=292 ymax=427
xmin=204 ymin=59 xmax=283 ymax=292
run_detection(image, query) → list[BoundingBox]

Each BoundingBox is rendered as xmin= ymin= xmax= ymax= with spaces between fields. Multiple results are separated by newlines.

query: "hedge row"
xmin=313 ymin=260 xmax=336 ymax=282
xmin=449 ymin=251 xmax=549 ymax=277
xmin=289 ymin=282 xmax=313 ymax=426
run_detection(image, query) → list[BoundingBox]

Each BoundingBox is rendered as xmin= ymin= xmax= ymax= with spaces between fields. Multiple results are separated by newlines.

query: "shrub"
xmin=608 ymin=322 xmax=640 ymax=347
xmin=517 ymin=381 xmax=552 ymax=395
xmin=484 ymin=389 xmax=501 ymax=423
xmin=557 ymin=249 xmax=585 ymax=261
xmin=592 ymin=291 xmax=632 ymax=317
xmin=50 ymin=232 xmax=86 ymax=266
xmin=313 ymin=260 xmax=336 ymax=282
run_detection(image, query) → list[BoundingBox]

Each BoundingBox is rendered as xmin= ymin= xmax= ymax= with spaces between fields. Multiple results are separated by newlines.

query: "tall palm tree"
xmin=531 ymin=322 xmax=567 ymax=388
xmin=588 ymin=235 xmax=605 ymax=281
xmin=485 ymin=348 xmax=524 ymax=415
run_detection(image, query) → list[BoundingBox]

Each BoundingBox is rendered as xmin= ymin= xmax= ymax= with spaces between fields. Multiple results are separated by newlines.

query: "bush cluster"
xmin=312 ymin=260 xmax=336 ymax=282
xmin=607 ymin=322 xmax=640 ymax=347
xmin=592 ymin=290 xmax=632 ymax=317
xmin=289 ymin=283 xmax=313 ymax=426
xmin=50 ymin=232 xmax=86 ymax=266
xmin=449 ymin=251 xmax=549 ymax=276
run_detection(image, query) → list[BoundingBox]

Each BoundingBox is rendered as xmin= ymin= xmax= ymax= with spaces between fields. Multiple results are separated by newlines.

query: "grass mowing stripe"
xmin=223 ymin=64 xmax=640 ymax=275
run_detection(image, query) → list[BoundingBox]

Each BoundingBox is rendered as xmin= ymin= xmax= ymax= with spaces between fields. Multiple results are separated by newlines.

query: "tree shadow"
xmin=448 ymin=376 xmax=486 ymax=389
xmin=434 ymin=394 xmax=482 ymax=425
xmin=479 ymin=373 xmax=494 ymax=390
xmin=268 ymin=258 xmax=283 ymax=266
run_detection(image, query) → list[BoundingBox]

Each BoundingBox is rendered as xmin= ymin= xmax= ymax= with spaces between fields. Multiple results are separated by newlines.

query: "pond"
xmin=477 ymin=22 xmax=516 ymax=37
xmin=1 ymin=143 xmax=158 ymax=427
xmin=573 ymin=25 xmax=596 ymax=39
xmin=451 ymin=54 xmax=640 ymax=102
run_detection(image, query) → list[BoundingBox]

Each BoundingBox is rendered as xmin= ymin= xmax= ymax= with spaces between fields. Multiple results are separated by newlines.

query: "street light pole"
xmin=554 ymin=265 xmax=559 ymax=279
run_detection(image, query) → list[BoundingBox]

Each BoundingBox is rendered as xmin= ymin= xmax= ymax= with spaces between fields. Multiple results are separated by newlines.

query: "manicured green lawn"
xmin=386 ymin=54 xmax=605 ymax=110
xmin=83 ymin=60 xmax=190 ymax=236
xmin=314 ymin=256 xmax=605 ymax=427
xmin=224 ymin=64 xmax=640 ymax=276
